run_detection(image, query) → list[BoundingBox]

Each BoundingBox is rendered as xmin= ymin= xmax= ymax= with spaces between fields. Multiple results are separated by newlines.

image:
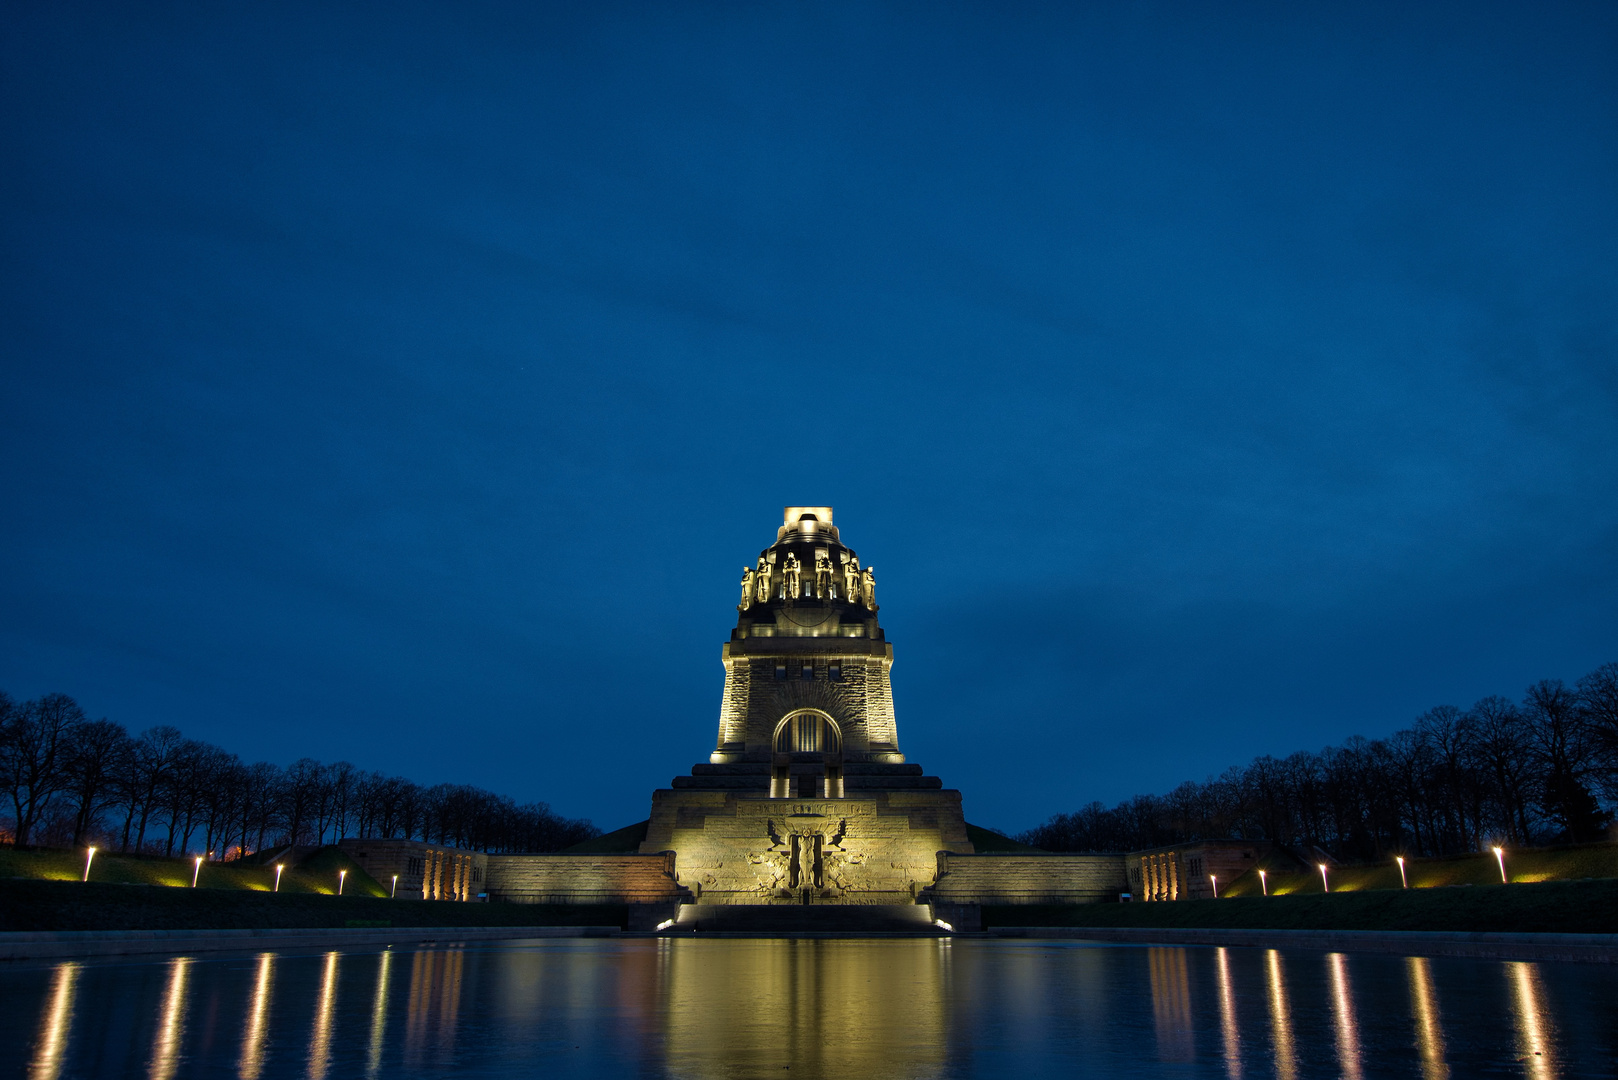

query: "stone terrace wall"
xmin=484 ymin=853 xmax=690 ymax=905
xmin=925 ymin=852 xmax=1129 ymax=905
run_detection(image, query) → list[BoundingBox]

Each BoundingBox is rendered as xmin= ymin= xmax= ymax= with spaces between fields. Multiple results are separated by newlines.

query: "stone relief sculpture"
xmin=827 ymin=818 xmax=848 ymax=849
xmin=747 ymin=850 xmax=788 ymax=895
xmin=814 ymin=552 xmax=832 ymax=599
xmin=842 ymin=556 xmax=860 ymax=605
xmin=739 ymin=567 xmax=754 ymax=610
xmin=861 ymin=566 xmax=876 ymax=609
xmin=783 ymin=552 xmax=802 ymax=600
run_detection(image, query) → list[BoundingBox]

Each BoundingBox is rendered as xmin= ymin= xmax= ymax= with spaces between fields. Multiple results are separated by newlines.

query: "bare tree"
xmin=62 ymin=718 xmax=132 ymax=847
xmin=1577 ymin=662 xmax=1618 ymax=803
xmin=1523 ymin=679 xmax=1606 ymax=841
xmin=0 ymin=693 xmax=85 ymax=846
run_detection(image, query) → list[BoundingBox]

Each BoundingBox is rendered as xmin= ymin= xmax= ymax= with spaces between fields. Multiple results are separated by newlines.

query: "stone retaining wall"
xmin=925 ymin=852 xmax=1129 ymax=905
xmin=483 ymin=852 xmax=689 ymax=905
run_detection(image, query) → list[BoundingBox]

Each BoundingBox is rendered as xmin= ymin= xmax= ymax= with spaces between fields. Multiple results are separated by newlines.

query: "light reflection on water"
xmin=7 ymin=938 xmax=1617 ymax=1079
xmin=24 ymin=960 xmax=77 ymax=1080
xmin=1329 ymin=952 xmax=1363 ymax=1080
xmin=1406 ymin=956 xmax=1448 ymax=1080
xmin=147 ymin=956 xmax=188 ymax=1080
xmin=237 ymin=953 xmax=273 ymax=1080
xmin=1266 ymin=948 xmax=1298 ymax=1080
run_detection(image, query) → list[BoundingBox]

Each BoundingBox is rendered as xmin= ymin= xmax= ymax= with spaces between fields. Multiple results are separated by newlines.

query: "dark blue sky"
xmin=3 ymin=3 xmax=1615 ymax=834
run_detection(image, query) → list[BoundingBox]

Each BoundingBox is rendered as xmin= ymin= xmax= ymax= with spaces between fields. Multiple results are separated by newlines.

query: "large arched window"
xmin=773 ymin=710 xmax=842 ymax=756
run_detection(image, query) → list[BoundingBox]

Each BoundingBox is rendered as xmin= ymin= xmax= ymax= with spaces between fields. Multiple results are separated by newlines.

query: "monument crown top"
xmin=783 ymin=506 xmax=833 ymax=527
xmin=775 ymin=506 xmax=839 ymax=544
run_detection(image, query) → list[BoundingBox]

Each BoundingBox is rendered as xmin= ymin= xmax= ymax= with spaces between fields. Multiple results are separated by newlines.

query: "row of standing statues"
xmin=739 ymin=551 xmax=875 ymax=610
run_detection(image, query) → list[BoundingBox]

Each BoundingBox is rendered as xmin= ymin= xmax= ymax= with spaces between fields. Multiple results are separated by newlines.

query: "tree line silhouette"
xmin=0 ymin=691 xmax=599 ymax=858
xmin=1019 ymin=663 xmax=1618 ymax=857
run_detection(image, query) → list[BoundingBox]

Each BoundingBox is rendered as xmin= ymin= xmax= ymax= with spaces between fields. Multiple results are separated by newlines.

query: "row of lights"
xmin=1218 ymin=846 xmax=1513 ymax=897
xmin=80 ymin=847 xmax=371 ymax=895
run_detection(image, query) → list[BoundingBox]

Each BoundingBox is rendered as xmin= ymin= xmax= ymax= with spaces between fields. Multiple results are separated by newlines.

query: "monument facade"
xmin=642 ymin=507 xmax=975 ymax=904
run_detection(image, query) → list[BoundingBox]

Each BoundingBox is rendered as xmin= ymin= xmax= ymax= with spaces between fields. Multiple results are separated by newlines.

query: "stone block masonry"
xmin=924 ymin=852 xmax=1129 ymax=905
xmin=483 ymin=852 xmax=690 ymax=906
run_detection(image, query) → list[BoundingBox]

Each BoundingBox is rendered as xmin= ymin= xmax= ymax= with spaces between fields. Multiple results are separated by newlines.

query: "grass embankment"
xmin=0 ymin=845 xmax=387 ymax=897
xmin=0 ymin=846 xmax=630 ymax=931
xmin=965 ymin=824 xmax=1046 ymax=853
xmin=563 ymin=820 xmax=649 ymax=853
xmin=1220 ymin=842 xmax=1618 ymax=898
xmin=984 ymin=878 xmax=1618 ymax=935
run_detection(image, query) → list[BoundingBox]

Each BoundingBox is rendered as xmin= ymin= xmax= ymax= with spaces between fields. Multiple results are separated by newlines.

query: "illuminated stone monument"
xmin=642 ymin=507 xmax=975 ymax=906
xmin=346 ymin=505 xmax=1128 ymax=929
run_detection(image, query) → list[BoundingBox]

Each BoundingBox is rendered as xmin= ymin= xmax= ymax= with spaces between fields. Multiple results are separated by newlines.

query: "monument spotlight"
xmin=82 ymin=846 xmax=96 ymax=883
xmin=1318 ymin=863 xmax=1330 ymax=893
xmin=1396 ymin=855 xmax=1408 ymax=889
xmin=1258 ymin=869 xmax=1268 ymax=896
xmin=655 ymin=919 xmax=676 ymax=931
xmin=192 ymin=856 xmax=204 ymax=888
xmin=1492 ymin=846 xmax=1507 ymax=884
xmin=338 ymin=869 xmax=347 ymax=896
xmin=934 ymin=919 xmax=954 ymax=932
xmin=391 ymin=874 xmax=398 ymax=898
xmin=274 ymin=864 xmax=284 ymax=892
xmin=1209 ymin=874 xmax=1218 ymax=898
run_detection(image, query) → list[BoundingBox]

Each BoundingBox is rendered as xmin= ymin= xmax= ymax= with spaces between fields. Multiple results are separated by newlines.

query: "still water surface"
xmin=6 ymin=938 xmax=1616 ymax=1078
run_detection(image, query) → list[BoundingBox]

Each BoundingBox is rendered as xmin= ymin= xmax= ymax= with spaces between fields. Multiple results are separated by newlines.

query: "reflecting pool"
xmin=6 ymin=938 xmax=1616 ymax=1078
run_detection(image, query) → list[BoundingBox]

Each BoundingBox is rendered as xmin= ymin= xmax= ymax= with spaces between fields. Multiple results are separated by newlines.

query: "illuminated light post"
xmin=391 ymin=874 xmax=398 ymax=898
xmin=1318 ymin=863 xmax=1330 ymax=893
xmin=1396 ymin=856 xmax=1408 ymax=889
xmin=83 ymin=846 xmax=96 ymax=882
xmin=1258 ymin=869 xmax=1268 ymax=896
xmin=1492 ymin=846 xmax=1508 ymax=884
xmin=274 ymin=864 xmax=284 ymax=893
xmin=192 ymin=856 xmax=204 ymax=888
xmin=338 ymin=869 xmax=347 ymax=896
xmin=1210 ymin=874 xmax=1218 ymax=898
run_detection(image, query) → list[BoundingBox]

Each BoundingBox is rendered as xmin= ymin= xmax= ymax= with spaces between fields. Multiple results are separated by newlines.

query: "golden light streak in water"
xmin=1214 ymin=947 xmax=1241 ymax=1080
xmin=307 ymin=951 xmax=340 ymax=1080
xmin=238 ymin=952 xmax=275 ymax=1080
xmin=404 ymin=949 xmax=466 ymax=1068
xmin=365 ymin=949 xmax=394 ymax=1080
xmin=1328 ymin=953 xmax=1363 ymax=1080
xmin=27 ymin=962 xmax=80 ymax=1080
xmin=1147 ymin=948 xmax=1194 ymax=1062
xmin=1509 ymin=962 xmax=1557 ymax=1080
xmin=1404 ymin=956 xmax=1448 ymax=1080
xmin=661 ymin=939 xmax=947 ymax=1079
xmin=148 ymin=957 xmax=191 ymax=1080
xmin=1265 ymin=950 xmax=1296 ymax=1080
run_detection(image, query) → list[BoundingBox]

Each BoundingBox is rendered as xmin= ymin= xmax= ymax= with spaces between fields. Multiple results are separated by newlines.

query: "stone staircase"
xmin=671 ymin=903 xmax=944 ymax=934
